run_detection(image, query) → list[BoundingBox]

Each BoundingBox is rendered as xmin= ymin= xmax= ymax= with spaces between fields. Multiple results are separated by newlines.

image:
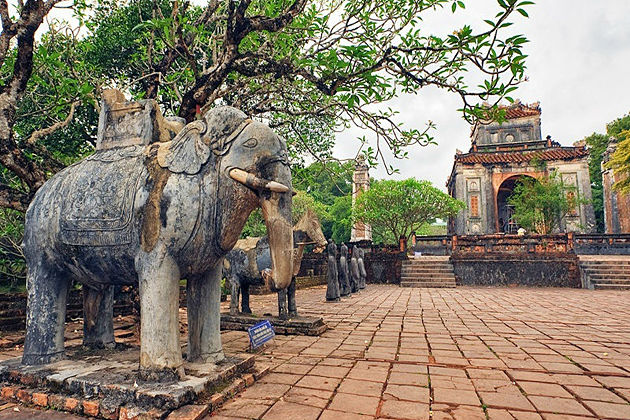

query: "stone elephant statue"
xmin=224 ymin=209 xmax=327 ymax=318
xmin=22 ymin=94 xmax=294 ymax=381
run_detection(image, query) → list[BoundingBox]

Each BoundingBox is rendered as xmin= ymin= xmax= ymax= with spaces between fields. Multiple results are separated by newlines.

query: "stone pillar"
xmin=351 ymin=156 xmax=372 ymax=242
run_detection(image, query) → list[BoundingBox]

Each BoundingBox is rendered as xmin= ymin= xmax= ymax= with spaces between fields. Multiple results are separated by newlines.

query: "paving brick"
xmin=30 ymin=392 xmax=47 ymax=407
xmin=337 ymin=378 xmax=384 ymax=397
xmin=433 ymin=387 xmax=481 ymax=405
xmin=217 ymin=398 xmax=270 ymax=418
xmin=527 ymin=396 xmax=591 ymax=416
xmin=318 ymin=409 xmax=372 ymax=420
xmin=486 ymin=408 xmax=543 ymax=419
xmin=328 ymin=392 xmax=380 ymax=416
xmin=82 ymin=400 xmax=99 ymax=417
xmin=166 ymin=404 xmax=209 ymax=420
xmin=379 ymin=400 xmax=429 ymax=419
xmin=565 ymin=385 xmax=625 ymax=403
xmin=518 ymin=381 xmax=573 ymax=398
xmin=295 ymin=374 xmax=341 ymax=391
xmin=0 ymin=386 xmax=17 ymax=400
xmin=383 ymin=384 xmax=430 ymax=403
xmin=261 ymin=400 xmax=321 ymax=420
xmin=479 ymin=391 xmax=535 ymax=411
xmin=582 ymin=400 xmax=630 ymax=419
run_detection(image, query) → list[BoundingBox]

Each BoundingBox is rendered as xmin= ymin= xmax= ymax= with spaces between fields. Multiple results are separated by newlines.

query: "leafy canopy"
xmin=507 ymin=172 xmax=580 ymax=234
xmin=353 ymin=178 xmax=464 ymax=243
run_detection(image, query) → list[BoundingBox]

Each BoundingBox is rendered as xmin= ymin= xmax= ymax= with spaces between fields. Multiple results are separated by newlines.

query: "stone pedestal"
xmin=220 ymin=313 xmax=327 ymax=336
xmin=0 ymin=345 xmax=254 ymax=418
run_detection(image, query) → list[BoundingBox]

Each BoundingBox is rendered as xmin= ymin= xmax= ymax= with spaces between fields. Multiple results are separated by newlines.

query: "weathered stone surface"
xmin=22 ymin=93 xmax=294 ymax=375
xmin=1 ymin=346 xmax=254 ymax=412
xmin=220 ymin=314 xmax=327 ymax=336
xmin=325 ymin=241 xmax=340 ymax=301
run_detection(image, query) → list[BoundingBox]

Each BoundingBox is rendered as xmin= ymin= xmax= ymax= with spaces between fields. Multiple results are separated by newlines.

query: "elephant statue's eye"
xmin=243 ymin=138 xmax=258 ymax=148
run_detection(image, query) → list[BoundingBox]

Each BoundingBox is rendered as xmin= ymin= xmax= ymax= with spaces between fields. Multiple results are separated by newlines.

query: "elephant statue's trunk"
xmin=260 ymin=190 xmax=293 ymax=291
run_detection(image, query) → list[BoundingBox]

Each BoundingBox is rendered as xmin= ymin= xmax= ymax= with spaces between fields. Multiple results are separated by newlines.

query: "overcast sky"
xmin=333 ymin=0 xmax=630 ymax=190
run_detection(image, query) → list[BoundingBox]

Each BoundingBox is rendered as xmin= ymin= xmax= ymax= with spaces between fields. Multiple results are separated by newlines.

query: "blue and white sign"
xmin=248 ymin=320 xmax=275 ymax=349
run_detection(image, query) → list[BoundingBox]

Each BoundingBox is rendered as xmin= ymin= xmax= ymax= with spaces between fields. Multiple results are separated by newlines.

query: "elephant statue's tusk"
xmin=229 ymin=168 xmax=290 ymax=193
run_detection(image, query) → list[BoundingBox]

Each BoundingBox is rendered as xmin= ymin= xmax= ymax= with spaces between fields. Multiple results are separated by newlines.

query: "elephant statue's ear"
xmin=157 ymin=120 xmax=210 ymax=175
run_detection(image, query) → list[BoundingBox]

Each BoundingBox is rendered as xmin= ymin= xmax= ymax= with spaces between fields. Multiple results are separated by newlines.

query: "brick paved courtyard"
xmin=209 ymin=285 xmax=630 ymax=420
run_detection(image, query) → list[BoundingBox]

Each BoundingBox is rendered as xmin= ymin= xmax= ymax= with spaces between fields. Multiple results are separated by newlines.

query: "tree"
xmin=0 ymin=0 xmax=533 ymax=212
xmin=240 ymin=189 xmax=326 ymax=238
xmin=581 ymin=112 xmax=630 ymax=229
xmin=328 ymin=195 xmax=352 ymax=243
xmin=507 ymin=172 xmax=580 ymax=234
xmin=604 ymin=129 xmax=630 ymax=194
xmin=353 ymin=178 xmax=464 ymax=244
xmin=583 ymin=132 xmax=609 ymax=232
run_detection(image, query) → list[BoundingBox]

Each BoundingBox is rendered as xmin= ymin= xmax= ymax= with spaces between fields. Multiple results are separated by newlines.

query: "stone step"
xmin=580 ymin=260 xmax=630 ymax=266
xmin=402 ymin=265 xmax=454 ymax=270
xmin=584 ymin=267 xmax=630 ymax=273
xmin=401 ymin=268 xmax=454 ymax=274
xmin=593 ymin=283 xmax=630 ymax=290
xmin=403 ymin=263 xmax=454 ymax=268
xmin=407 ymin=256 xmax=451 ymax=262
xmin=590 ymin=278 xmax=630 ymax=284
xmin=587 ymin=273 xmax=630 ymax=279
xmin=400 ymin=277 xmax=456 ymax=282
xmin=400 ymin=281 xmax=456 ymax=288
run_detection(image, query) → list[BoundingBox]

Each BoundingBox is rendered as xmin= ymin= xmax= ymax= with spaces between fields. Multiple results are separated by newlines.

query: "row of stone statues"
xmin=326 ymin=240 xmax=366 ymax=301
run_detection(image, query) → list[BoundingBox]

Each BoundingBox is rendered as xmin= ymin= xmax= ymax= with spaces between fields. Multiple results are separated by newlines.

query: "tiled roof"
xmin=455 ymin=147 xmax=588 ymax=164
xmin=501 ymin=102 xmax=541 ymax=120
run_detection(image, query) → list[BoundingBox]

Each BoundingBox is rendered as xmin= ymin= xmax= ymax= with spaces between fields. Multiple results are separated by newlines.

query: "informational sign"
xmin=248 ymin=320 xmax=275 ymax=349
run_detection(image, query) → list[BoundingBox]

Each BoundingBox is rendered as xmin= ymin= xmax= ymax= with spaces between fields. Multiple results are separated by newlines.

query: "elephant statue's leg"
xmin=277 ymin=288 xmax=288 ymax=319
xmin=187 ymin=262 xmax=224 ymax=363
xmin=82 ymin=285 xmax=115 ymax=349
xmin=22 ymin=261 xmax=69 ymax=365
xmin=136 ymin=249 xmax=183 ymax=380
xmin=241 ymin=283 xmax=252 ymax=314
xmin=288 ymin=277 xmax=298 ymax=317
xmin=229 ymin=276 xmax=240 ymax=315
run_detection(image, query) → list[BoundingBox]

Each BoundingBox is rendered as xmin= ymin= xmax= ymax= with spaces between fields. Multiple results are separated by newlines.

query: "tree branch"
xmin=26 ymin=100 xmax=79 ymax=145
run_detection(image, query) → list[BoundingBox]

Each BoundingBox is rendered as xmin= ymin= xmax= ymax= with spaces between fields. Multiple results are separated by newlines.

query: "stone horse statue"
xmin=22 ymin=90 xmax=294 ymax=380
xmin=225 ymin=208 xmax=327 ymax=318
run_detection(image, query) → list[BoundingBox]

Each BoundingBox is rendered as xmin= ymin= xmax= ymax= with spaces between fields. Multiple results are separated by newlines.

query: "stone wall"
xmin=412 ymin=233 xmax=630 ymax=287
xmin=573 ymin=233 xmax=630 ymax=255
xmin=0 ymin=287 xmax=136 ymax=332
xmin=450 ymin=235 xmax=580 ymax=287
xmin=297 ymin=245 xmax=406 ymax=285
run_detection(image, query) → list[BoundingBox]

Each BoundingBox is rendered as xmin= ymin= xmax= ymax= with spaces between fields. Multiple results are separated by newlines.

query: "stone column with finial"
xmin=351 ymin=156 xmax=372 ymax=242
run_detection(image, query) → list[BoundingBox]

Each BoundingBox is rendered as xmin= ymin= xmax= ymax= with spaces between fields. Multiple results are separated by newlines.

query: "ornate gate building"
xmin=447 ymin=101 xmax=596 ymax=235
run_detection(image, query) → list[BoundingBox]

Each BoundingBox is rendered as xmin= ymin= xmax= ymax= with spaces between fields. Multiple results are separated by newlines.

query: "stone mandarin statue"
xmin=358 ymin=247 xmax=367 ymax=289
xmin=339 ymin=242 xmax=351 ymax=296
xmin=326 ymin=240 xmax=340 ymax=301
xmin=350 ymin=245 xmax=361 ymax=293
xmin=21 ymin=90 xmax=294 ymax=380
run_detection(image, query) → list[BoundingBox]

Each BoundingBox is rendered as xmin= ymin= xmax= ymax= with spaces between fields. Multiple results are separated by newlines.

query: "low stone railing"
xmin=414 ymin=232 xmax=630 ymax=256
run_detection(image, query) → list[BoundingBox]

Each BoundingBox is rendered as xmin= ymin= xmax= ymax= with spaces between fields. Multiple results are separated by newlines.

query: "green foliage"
xmin=508 ymin=172 xmax=582 ymax=234
xmin=580 ymin=112 xmax=630 ymax=230
xmin=0 ymin=209 xmax=26 ymax=290
xmin=329 ymin=195 xmax=352 ymax=243
xmin=605 ymin=129 xmax=630 ymax=194
xmin=583 ymin=133 xmax=609 ymax=232
xmin=354 ymin=178 xmax=465 ymax=244
xmin=606 ymin=113 xmax=630 ymax=139
xmin=239 ymin=189 xmax=328 ymax=238
xmin=417 ymin=223 xmax=447 ymax=236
